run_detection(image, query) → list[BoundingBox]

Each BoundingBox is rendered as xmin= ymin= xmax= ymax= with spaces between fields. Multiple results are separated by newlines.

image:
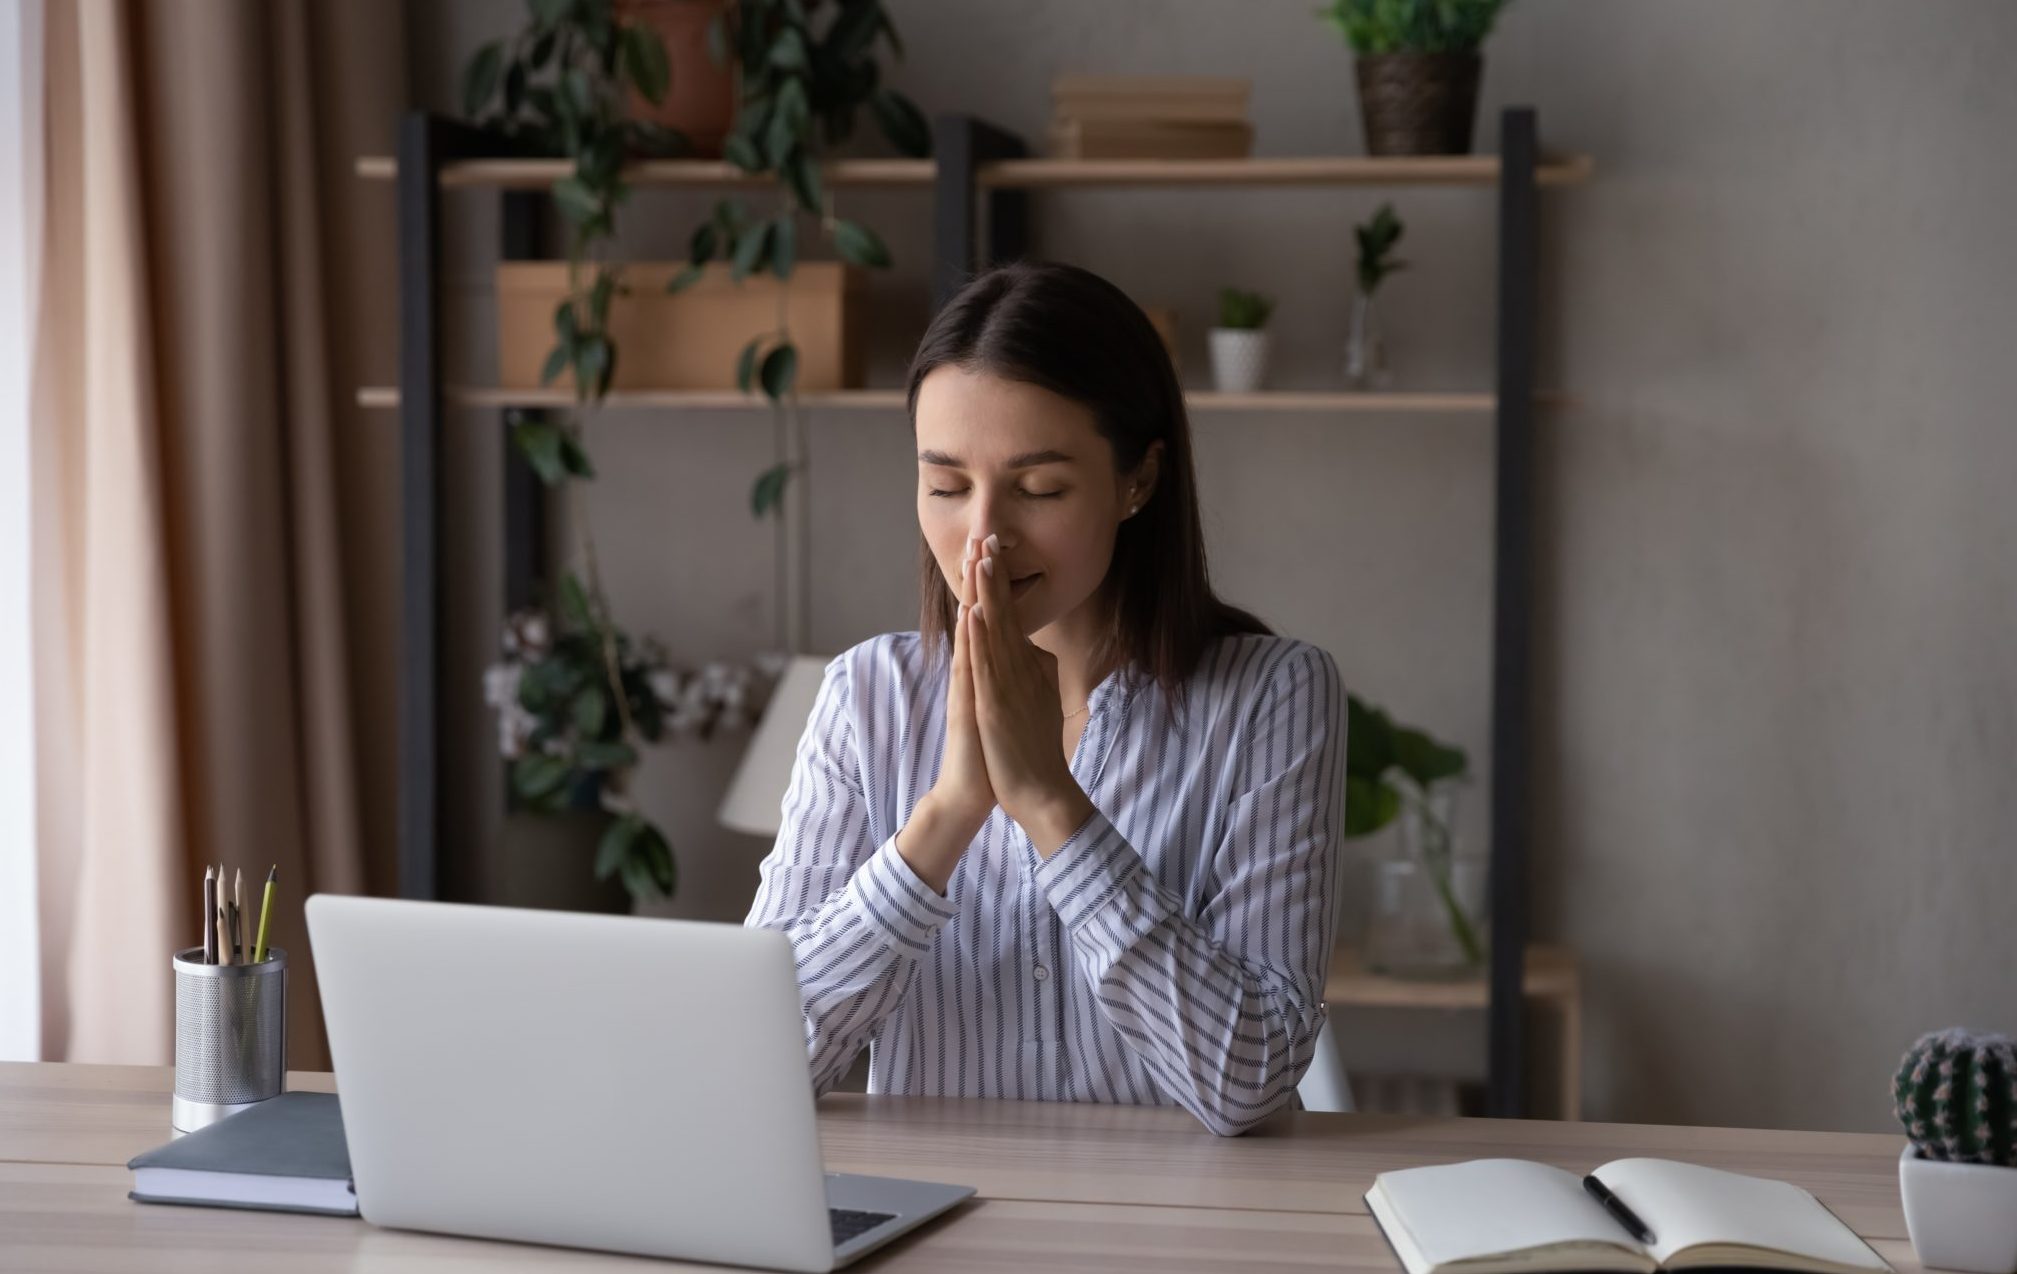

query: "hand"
xmin=969 ymin=535 xmax=1094 ymax=850
xmin=927 ymin=536 xmax=996 ymax=828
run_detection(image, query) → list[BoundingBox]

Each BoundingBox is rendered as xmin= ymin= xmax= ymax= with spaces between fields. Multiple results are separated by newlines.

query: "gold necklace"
xmin=1064 ymin=703 xmax=1089 ymax=719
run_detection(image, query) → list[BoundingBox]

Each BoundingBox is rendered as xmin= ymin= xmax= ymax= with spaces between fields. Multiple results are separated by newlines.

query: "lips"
xmin=1009 ymin=572 xmax=1042 ymax=597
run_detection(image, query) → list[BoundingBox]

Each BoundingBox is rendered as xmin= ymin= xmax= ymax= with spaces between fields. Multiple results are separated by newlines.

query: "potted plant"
xmin=1894 ymin=1028 xmax=2017 ymax=1274
xmin=1209 ymin=288 xmax=1275 ymax=394
xmin=1319 ymin=0 xmax=1511 ymax=156
xmin=1343 ymin=201 xmax=1405 ymax=389
xmin=1344 ymin=694 xmax=1485 ymax=977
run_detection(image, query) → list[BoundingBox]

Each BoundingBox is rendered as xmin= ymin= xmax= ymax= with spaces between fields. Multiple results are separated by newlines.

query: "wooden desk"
xmin=2 ymin=1062 xmax=1919 ymax=1272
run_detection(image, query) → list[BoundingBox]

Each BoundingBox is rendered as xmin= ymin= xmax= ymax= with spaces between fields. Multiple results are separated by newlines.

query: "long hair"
xmin=906 ymin=260 xmax=1271 ymax=714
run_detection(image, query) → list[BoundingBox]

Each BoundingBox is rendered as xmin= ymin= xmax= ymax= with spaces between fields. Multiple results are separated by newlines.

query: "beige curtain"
xmin=32 ymin=0 xmax=404 ymax=1070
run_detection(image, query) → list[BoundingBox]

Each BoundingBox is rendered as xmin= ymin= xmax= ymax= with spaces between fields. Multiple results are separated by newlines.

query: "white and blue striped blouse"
xmin=744 ymin=628 xmax=1346 ymax=1136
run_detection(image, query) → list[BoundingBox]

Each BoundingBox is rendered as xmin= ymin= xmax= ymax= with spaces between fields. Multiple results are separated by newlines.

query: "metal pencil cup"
xmin=171 ymin=945 xmax=287 ymax=1134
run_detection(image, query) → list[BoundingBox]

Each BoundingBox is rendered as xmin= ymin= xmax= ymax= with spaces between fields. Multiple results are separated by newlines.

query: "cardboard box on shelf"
xmin=496 ymin=261 xmax=864 ymax=392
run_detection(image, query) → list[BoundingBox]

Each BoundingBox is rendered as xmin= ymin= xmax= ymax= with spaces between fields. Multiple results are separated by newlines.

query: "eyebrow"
xmin=917 ymin=448 xmax=1075 ymax=470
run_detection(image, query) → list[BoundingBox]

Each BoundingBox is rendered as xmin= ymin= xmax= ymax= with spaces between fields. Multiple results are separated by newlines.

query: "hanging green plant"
xmin=460 ymin=0 xmax=926 ymax=900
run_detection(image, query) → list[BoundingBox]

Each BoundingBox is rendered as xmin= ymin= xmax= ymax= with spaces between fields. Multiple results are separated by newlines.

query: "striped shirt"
xmin=744 ymin=629 xmax=1346 ymax=1136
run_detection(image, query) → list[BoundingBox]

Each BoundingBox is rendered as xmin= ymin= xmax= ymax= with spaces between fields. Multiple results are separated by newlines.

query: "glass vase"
xmin=1342 ymin=289 xmax=1390 ymax=389
xmin=1363 ymin=784 xmax=1489 ymax=978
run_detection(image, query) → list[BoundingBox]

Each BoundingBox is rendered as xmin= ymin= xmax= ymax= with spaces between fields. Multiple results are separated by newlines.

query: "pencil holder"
xmin=171 ymin=946 xmax=287 ymax=1134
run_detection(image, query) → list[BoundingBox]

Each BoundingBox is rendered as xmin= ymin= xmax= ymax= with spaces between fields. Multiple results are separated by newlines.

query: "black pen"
xmin=1583 ymin=1174 xmax=1656 ymax=1245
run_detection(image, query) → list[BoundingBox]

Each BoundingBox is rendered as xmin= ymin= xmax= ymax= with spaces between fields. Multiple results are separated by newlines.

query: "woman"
xmin=745 ymin=260 xmax=1345 ymax=1136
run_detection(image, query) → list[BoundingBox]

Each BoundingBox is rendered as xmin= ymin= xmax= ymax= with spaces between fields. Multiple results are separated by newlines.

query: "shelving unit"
xmin=361 ymin=109 xmax=1589 ymax=1119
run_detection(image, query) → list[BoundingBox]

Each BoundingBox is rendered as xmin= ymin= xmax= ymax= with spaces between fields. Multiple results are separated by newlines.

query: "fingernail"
xmin=964 ymin=535 xmax=974 ymax=555
xmin=984 ymin=533 xmax=999 ymax=554
xmin=980 ymin=556 xmax=994 ymax=577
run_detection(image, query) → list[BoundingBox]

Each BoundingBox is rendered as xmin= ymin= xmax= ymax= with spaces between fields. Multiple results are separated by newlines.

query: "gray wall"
xmin=404 ymin=0 xmax=2017 ymax=1132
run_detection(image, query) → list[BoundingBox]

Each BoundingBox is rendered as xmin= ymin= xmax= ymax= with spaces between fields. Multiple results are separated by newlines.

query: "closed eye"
xmin=928 ymin=488 xmax=1064 ymax=499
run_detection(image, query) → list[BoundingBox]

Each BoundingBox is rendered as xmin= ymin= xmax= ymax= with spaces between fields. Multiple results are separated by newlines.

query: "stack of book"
xmin=1049 ymin=74 xmax=1252 ymax=160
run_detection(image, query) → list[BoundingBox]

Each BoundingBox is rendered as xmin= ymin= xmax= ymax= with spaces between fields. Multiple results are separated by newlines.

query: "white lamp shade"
xmin=717 ymin=653 xmax=832 ymax=837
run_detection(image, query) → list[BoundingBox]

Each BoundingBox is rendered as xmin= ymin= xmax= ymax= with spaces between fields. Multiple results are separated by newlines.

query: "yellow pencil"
xmin=252 ymin=866 xmax=277 ymax=963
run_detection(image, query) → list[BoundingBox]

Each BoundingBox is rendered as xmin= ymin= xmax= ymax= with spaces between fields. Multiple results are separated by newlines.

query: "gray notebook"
xmin=127 ymin=1091 xmax=358 ymax=1217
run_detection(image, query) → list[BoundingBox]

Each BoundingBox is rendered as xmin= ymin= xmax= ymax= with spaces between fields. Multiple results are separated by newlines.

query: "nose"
xmin=963 ymin=491 xmax=1016 ymax=551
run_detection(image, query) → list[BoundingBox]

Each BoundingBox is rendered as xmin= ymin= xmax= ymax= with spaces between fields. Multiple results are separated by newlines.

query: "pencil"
xmin=202 ymin=867 xmax=217 ymax=964
xmin=234 ymin=869 xmax=243 ymax=952
xmin=252 ymin=866 xmax=277 ymax=963
xmin=215 ymin=900 xmax=233 ymax=966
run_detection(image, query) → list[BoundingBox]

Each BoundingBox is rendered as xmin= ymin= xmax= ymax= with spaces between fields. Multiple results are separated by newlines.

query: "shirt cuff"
xmin=843 ymin=833 xmax=959 ymax=955
xmin=1032 ymin=808 xmax=1174 ymax=940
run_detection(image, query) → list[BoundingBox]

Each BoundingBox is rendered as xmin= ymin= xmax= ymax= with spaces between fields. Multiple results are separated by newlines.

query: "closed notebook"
xmin=1364 ymin=1157 xmax=1891 ymax=1274
xmin=127 ymin=1091 xmax=357 ymax=1217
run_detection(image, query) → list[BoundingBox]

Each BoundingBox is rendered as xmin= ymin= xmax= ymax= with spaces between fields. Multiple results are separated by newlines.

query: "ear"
xmin=1129 ymin=441 xmax=1165 ymax=511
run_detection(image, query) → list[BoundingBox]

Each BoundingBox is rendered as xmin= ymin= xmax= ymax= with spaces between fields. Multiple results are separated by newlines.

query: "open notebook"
xmin=1365 ymin=1157 xmax=1892 ymax=1274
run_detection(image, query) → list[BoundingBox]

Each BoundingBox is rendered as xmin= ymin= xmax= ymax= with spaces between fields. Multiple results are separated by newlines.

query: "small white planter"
xmin=1900 ymin=1144 xmax=2017 ymax=1273
xmin=1208 ymin=328 xmax=1271 ymax=394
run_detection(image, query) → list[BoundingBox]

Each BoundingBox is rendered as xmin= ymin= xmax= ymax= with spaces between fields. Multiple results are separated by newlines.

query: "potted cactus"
xmin=1894 ymin=1028 xmax=2017 ymax=1274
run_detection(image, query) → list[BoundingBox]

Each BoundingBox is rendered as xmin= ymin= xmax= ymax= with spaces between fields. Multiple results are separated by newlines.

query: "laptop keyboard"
xmin=830 ymin=1207 xmax=898 ymax=1246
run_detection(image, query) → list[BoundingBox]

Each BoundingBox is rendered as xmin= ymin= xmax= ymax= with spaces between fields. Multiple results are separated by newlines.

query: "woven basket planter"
xmin=1355 ymin=53 xmax=1482 ymax=156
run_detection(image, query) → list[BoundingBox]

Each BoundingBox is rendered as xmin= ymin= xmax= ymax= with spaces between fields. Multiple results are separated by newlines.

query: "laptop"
xmin=306 ymin=894 xmax=973 ymax=1271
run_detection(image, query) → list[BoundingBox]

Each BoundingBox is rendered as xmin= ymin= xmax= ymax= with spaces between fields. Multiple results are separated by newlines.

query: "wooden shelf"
xmin=978 ymin=153 xmax=1594 ymax=189
xmin=355 ymin=152 xmax=1592 ymax=191
xmin=1325 ymin=942 xmax=1579 ymax=1010
xmin=354 ymin=386 xmax=1514 ymax=413
xmin=353 ymin=155 xmax=935 ymax=189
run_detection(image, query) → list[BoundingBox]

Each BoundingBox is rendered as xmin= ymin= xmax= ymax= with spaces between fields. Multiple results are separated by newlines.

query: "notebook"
xmin=128 ymin=1091 xmax=358 ymax=1217
xmin=1364 ymin=1157 xmax=1892 ymax=1274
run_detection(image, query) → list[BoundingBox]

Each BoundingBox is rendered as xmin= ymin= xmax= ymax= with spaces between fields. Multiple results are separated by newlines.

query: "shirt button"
xmin=1032 ymin=964 xmax=1050 ymax=982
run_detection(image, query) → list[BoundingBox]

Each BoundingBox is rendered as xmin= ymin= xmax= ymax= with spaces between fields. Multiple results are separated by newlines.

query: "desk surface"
xmin=3 ymin=1062 xmax=1921 ymax=1273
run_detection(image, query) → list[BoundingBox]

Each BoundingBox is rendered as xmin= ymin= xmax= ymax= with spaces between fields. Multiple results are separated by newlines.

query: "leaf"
xmin=552 ymin=176 xmax=602 ymax=226
xmin=512 ymin=752 xmax=573 ymax=802
xmin=575 ymin=337 xmax=613 ymax=398
xmin=667 ymin=264 xmax=705 ymax=294
xmin=559 ymin=572 xmax=595 ymax=630
xmin=539 ymin=343 xmax=571 ymax=387
xmin=769 ymin=214 xmax=797 ymax=279
xmin=638 ymin=822 xmax=677 ymax=896
xmin=784 ymin=151 xmax=823 ymax=215
xmin=512 ymin=416 xmax=568 ymax=486
xmin=730 ymin=222 xmax=772 ymax=281
xmin=595 ymin=814 xmax=643 ymax=882
xmin=751 ymin=462 xmax=793 ymax=518
xmin=531 ymin=0 xmax=573 ymax=24
xmin=559 ymin=430 xmax=596 ymax=478
xmin=1391 ymin=725 xmax=1467 ymax=787
xmin=765 ymin=77 xmax=809 ymax=169
xmin=735 ymin=337 xmax=764 ymax=393
xmin=529 ymin=29 xmax=557 ymax=69
xmin=503 ymin=60 xmax=527 ymax=118
xmin=621 ymin=25 xmax=671 ymax=105
xmin=828 ymin=0 xmax=880 ymax=60
xmin=1345 ymin=694 xmax=1396 ymax=778
xmin=759 ymin=342 xmax=798 ymax=401
xmin=723 ymin=134 xmax=765 ymax=173
xmin=687 ymin=221 xmax=720 ymax=267
xmin=868 ymin=89 xmax=932 ymax=158
xmin=769 ymin=26 xmax=809 ymax=72
xmin=565 ymin=67 xmax=597 ymax=119
xmin=1344 ymin=775 xmax=1402 ymax=837
xmin=462 ymin=41 xmax=503 ymax=119
xmin=572 ymin=685 xmax=609 ymax=737
xmin=832 ymin=218 xmax=891 ymax=269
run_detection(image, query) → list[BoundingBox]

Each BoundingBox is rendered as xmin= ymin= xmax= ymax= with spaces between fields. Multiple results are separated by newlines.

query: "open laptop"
xmin=306 ymin=894 xmax=973 ymax=1271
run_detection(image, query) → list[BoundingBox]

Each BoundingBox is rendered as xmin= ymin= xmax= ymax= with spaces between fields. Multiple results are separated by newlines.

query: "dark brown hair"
xmin=906 ymin=259 xmax=1272 ymax=713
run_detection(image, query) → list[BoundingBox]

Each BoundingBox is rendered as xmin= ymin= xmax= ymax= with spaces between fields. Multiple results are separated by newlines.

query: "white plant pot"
xmin=1208 ymin=328 xmax=1270 ymax=394
xmin=1900 ymin=1144 xmax=2017 ymax=1273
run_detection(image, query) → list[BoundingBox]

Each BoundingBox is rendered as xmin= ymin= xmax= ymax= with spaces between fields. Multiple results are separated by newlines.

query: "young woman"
xmin=745 ymin=260 xmax=1345 ymax=1136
